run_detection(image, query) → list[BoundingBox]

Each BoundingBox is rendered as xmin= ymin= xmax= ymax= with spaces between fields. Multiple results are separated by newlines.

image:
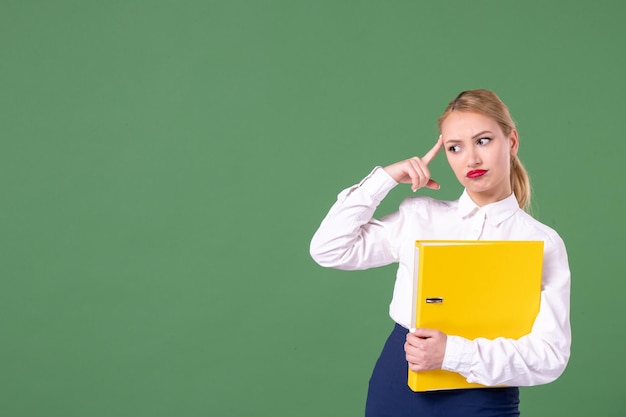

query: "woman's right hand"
xmin=383 ymin=136 xmax=443 ymax=192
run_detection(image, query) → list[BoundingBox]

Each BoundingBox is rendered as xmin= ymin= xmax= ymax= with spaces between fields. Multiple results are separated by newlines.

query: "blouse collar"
xmin=457 ymin=189 xmax=520 ymax=225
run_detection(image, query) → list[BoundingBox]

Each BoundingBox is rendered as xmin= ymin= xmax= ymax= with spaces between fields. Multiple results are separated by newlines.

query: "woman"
xmin=309 ymin=89 xmax=571 ymax=417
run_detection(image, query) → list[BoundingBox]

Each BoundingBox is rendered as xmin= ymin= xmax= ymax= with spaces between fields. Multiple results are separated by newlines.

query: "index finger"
xmin=422 ymin=135 xmax=443 ymax=164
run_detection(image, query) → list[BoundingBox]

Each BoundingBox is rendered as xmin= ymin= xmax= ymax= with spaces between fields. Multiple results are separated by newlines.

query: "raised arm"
xmin=310 ymin=138 xmax=443 ymax=270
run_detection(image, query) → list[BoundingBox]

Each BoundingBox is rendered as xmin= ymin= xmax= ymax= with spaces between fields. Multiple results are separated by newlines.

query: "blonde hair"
xmin=438 ymin=89 xmax=531 ymax=212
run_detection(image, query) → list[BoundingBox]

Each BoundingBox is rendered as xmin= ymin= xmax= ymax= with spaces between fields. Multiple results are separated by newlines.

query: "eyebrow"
xmin=472 ymin=130 xmax=494 ymax=139
xmin=444 ymin=130 xmax=494 ymax=143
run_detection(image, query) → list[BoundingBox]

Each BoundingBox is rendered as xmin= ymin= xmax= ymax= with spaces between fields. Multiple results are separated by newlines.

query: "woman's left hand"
xmin=405 ymin=328 xmax=447 ymax=372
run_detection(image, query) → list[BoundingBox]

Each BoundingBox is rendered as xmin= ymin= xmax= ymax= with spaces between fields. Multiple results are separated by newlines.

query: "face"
xmin=440 ymin=111 xmax=519 ymax=206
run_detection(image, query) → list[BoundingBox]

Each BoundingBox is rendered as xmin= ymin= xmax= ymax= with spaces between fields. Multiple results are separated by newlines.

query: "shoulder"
xmin=515 ymin=210 xmax=566 ymax=248
xmin=398 ymin=195 xmax=459 ymax=217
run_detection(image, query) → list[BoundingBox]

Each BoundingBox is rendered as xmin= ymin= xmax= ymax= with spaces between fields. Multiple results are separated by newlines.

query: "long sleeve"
xmin=442 ymin=231 xmax=571 ymax=386
xmin=310 ymin=167 xmax=400 ymax=270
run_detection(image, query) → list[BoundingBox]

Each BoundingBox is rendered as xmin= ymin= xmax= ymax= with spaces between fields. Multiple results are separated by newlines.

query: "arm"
xmin=309 ymin=167 xmax=399 ymax=270
xmin=310 ymin=138 xmax=443 ymax=270
xmin=442 ymin=234 xmax=571 ymax=386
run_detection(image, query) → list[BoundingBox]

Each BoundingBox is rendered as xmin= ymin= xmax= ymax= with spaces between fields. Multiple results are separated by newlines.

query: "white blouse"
xmin=310 ymin=167 xmax=571 ymax=387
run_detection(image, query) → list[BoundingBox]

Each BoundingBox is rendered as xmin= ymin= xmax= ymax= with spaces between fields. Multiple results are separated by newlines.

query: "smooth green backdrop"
xmin=2 ymin=1 xmax=625 ymax=416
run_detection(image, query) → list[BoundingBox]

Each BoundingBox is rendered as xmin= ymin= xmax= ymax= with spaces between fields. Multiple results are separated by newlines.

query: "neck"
xmin=467 ymin=188 xmax=513 ymax=207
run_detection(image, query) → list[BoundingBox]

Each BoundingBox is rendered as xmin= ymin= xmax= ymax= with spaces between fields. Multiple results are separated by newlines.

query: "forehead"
xmin=440 ymin=111 xmax=503 ymax=138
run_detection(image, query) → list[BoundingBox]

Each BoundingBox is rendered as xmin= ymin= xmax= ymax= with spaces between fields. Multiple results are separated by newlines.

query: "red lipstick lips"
xmin=467 ymin=169 xmax=487 ymax=179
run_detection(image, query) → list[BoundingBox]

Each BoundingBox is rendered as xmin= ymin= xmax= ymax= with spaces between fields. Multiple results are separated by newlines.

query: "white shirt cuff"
xmin=355 ymin=166 xmax=398 ymax=202
xmin=442 ymin=335 xmax=475 ymax=376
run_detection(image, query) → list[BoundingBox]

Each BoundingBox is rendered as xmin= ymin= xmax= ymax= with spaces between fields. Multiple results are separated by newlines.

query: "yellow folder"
xmin=408 ymin=240 xmax=544 ymax=392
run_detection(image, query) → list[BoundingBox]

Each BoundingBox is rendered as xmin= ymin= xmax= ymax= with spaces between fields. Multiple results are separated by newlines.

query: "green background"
xmin=2 ymin=1 xmax=625 ymax=416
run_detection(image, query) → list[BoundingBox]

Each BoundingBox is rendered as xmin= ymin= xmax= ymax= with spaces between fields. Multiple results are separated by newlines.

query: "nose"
xmin=467 ymin=148 xmax=481 ymax=167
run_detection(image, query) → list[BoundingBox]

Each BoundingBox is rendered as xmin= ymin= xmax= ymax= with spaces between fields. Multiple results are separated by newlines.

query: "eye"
xmin=447 ymin=145 xmax=461 ymax=153
xmin=477 ymin=137 xmax=491 ymax=146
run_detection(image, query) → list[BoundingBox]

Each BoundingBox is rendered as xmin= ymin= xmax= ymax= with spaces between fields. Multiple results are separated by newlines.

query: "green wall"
xmin=2 ymin=1 xmax=625 ymax=416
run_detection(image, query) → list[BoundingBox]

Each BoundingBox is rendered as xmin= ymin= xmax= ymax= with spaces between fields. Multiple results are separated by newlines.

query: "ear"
xmin=509 ymin=129 xmax=519 ymax=156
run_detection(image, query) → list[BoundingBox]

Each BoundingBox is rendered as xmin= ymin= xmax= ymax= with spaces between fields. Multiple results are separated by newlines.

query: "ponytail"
xmin=511 ymin=155 xmax=531 ymax=212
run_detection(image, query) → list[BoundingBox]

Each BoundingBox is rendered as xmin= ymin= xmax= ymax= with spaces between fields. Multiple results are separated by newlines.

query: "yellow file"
xmin=408 ymin=240 xmax=544 ymax=392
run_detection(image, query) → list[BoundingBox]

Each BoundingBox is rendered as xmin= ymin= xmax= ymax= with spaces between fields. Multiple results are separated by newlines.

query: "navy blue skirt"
xmin=365 ymin=323 xmax=520 ymax=417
